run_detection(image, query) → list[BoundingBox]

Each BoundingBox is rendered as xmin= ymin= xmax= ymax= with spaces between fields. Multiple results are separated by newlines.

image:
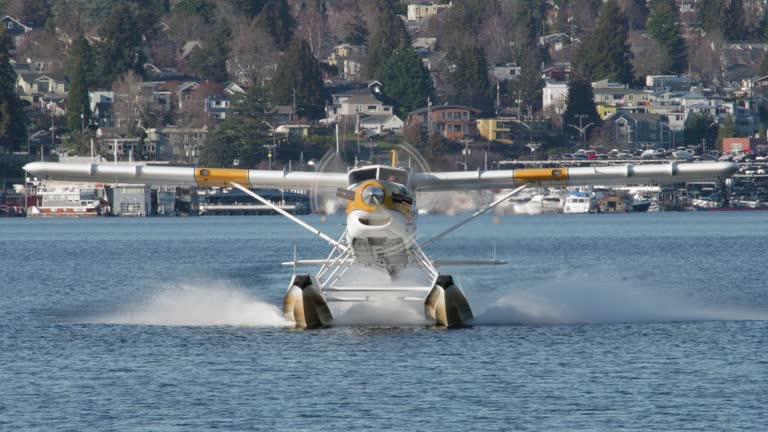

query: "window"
xmin=441 ymin=112 xmax=446 ymax=119
xmin=367 ymin=105 xmax=377 ymax=111
xmin=455 ymin=124 xmax=462 ymax=132
xmin=463 ymin=111 xmax=468 ymax=119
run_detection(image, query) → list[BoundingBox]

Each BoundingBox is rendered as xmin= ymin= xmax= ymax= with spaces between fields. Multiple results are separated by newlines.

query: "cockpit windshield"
xmin=379 ymin=168 xmax=408 ymax=185
xmin=348 ymin=168 xmax=377 ymax=185
xmin=348 ymin=167 xmax=408 ymax=186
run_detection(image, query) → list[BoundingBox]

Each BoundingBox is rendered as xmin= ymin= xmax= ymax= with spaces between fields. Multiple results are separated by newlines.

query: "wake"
xmin=83 ymin=281 xmax=291 ymax=327
xmin=474 ymin=278 xmax=768 ymax=325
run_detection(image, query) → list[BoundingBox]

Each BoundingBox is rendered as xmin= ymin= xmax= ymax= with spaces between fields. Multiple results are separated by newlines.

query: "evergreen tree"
xmin=507 ymin=46 xmax=544 ymax=116
xmin=344 ymin=1 xmax=369 ymax=45
xmin=717 ymin=114 xmax=736 ymax=149
xmin=374 ymin=47 xmax=435 ymax=117
xmin=442 ymin=45 xmax=493 ymax=114
xmin=684 ymin=112 xmax=718 ymax=148
xmin=256 ymin=0 xmax=294 ymax=50
xmin=621 ymin=0 xmax=650 ymax=30
xmin=697 ymin=0 xmax=725 ymax=35
xmin=0 ymin=28 xmax=26 ymax=151
xmin=66 ymin=37 xmax=93 ymax=143
xmin=562 ymin=79 xmax=601 ymax=143
xmin=230 ymin=0 xmax=268 ymax=17
xmin=646 ymin=0 xmax=688 ymax=74
xmin=189 ymin=24 xmax=231 ymax=81
xmin=366 ymin=2 xmax=410 ymax=78
xmin=201 ymin=84 xmax=272 ymax=167
xmin=174 ymin=0 xmax=217 ymax=22
xmin=97 ymin=4 xmax=155 ymax=87
xmin=574 ymin=0 xmax=634 ymax=84
xmin=724 ymin=0 xmax=745 ymax=40
xmin=66 ymin=36 xmax=96 ymax=90
xmin=759 ymin=53 xmax=768 ymax=76
xmin=271 ymin=39 xmax=327 ymax=119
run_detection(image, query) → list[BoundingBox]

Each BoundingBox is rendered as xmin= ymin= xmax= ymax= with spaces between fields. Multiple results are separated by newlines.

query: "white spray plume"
xmin=85 ymin=281 xmax=291 ymax=327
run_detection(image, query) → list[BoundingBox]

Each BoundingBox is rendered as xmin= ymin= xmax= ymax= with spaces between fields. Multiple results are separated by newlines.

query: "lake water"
xmin=1 ymin=213 xmax=767 ymax=431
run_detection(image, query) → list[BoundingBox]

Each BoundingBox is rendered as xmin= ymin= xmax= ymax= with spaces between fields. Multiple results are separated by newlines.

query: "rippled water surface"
xmin=2 ymin=213 xmax=767 ymax=431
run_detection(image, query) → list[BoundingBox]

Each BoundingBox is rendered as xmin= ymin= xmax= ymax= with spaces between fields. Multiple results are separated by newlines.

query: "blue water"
xmin=1 ymin=213 xmax=767 ymax=431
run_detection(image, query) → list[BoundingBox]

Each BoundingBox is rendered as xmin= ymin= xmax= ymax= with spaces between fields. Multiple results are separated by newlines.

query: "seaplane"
xmin=24 ymin=155 xmax=738 ymax=329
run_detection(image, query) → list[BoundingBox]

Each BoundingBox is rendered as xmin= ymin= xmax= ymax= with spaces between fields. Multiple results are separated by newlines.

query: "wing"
xmin=412 ymin=162 xmax=739 ymax=191
xmin=23 ymin=162 xmax=348 ymax=190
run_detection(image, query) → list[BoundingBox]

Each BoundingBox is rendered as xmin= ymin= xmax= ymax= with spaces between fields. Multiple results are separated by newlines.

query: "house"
xmin=722 ymin=138 xmax=765 ymax=154
xmin=205 ymin=96 xmax=231 ymax=120
xmin=477 ymin=117 xmax=518 ymax=144
xmin=489 ymin=63 xmax=521 ymax=82
xmin=1 ymin=16 xmax=33 ymax=39
xmin=645 ymin=75 xmax=695 ymax=91
xmin=407 ymin=2 xmax=451 ymax=21
xmin=325 ymin=82 xmax=393 ymax=123
xmin=412 ymin=37 xmax=437 ymax=52
xmin=155 ymin=126 xmax=208 ymax=162
xmin=179 ymin=41 xmax=203 ymax=60
xmin=606 ymin=112 xmax=670 ymax=149
xmin=16 ymin=72 xmax=69 ymax=102
xmin=273 ymin=105 xmax=297 ymax=124
xmin=542 ymin=80 xmax=568 ymax=114
xmin=327 ymin=44 xmax=367 ymax=80
xmin=408 ymin=105 xmax=480 ymax=140
xmin=358 ymin=114 xmax=404 ymax=134
xmin=539 ymin=33 xmax=574 ymax=52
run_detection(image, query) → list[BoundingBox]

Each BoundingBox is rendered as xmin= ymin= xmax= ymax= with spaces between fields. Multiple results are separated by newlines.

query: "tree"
xmin=716 ymin=114 xmax=736 ymax=149
xmin=684 ymin=112 xmax=718 ymax=148
xmin=697 ymin=0 xmax=725 ymax=35
xmin=366 ymin=2 xmax=410 ymax=78
xmin=173 ymin=0 xmax=217 ymax=22
xmin=271 ymin=39 xmax=327 ymax=119
xmin=562 ymin=79 xmax=601 ymax=144
xmin=441 ymin=45 xmax=493 ymax=114
xmin=646 ymin=0 xmax=687 ymax=74
xmin=201 ymin=84 xmax=272 ymax=167
xmin=343 ymin=1 xmax=369 ymax=45
xmin=620 ymin=0 xmax=649 ymax=30
xmin=97 ymin=3 xmax=156 ymax=87
xmin=574 ymin=0 xmax=634 ymax=84
xmin=724 ymin=0 xmax=745 ymax=40
xmin=66 ymin=37 xmax=94 ymax=149
xmin=256 ymin=0 xmax=294 ymax=50
xmin=296 ymin=0 xmax=331 ymax=57
xmin=374 ymin=47 xmax=435 ymax=117
xmin=506 ymin=45 xmax=544 ymax=116
xmin=0 ymin=28 xmax=26 ymax=151
xmin=188 ymin=23 xmax=231 ymax=81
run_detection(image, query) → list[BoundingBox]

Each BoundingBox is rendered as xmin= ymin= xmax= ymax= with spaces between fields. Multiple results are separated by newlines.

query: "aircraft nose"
xmin=23 ymin=161 xmax=48 ymax=176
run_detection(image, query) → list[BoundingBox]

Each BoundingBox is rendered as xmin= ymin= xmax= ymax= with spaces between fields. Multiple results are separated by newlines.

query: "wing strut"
xmin=420 ymin=184 xmax=529 ymax=248
xmin=229 ymin=182 xmax=348 ymax=251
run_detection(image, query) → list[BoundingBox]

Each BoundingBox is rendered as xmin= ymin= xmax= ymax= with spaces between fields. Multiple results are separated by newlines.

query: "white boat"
xmin=563 ymin=191 xmax=594 ymax=214
xmin=515 ymin=189 xmax=564 ymax=214
xmin=28 ymin=184 xmax=109 ymax=217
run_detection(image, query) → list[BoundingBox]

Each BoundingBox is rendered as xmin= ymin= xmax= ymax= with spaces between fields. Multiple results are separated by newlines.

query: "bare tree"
xmin=165 ymin=11 xmax=207 ymax=47
xmin=112 ymin=71 xmax=162 ymax=133
xmin=629 ymin=30 xmax=665 ymax=80
xmin=296 ymin=0 xmax=332 ymax=57
xmin=14 ymin=31 xmax=67 ymax=73
xmin=688 ymin=32 xmax=725 ymax=86
xmin=51 ymin=0 xmax=83 ymax=38
xmin=479 ymin=13 xmax=513 ymax=65
xmin=227 ymin=19 xmax=278 ymax=87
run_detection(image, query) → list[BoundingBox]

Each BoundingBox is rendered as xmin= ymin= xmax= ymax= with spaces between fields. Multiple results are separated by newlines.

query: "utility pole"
xmin=265 ymin=144 xmax=277 ymax=170
xmin=292 ymin=88 xmax=296 ymax=116
xmin=427 ymin=96 xmax=432 ymax=136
